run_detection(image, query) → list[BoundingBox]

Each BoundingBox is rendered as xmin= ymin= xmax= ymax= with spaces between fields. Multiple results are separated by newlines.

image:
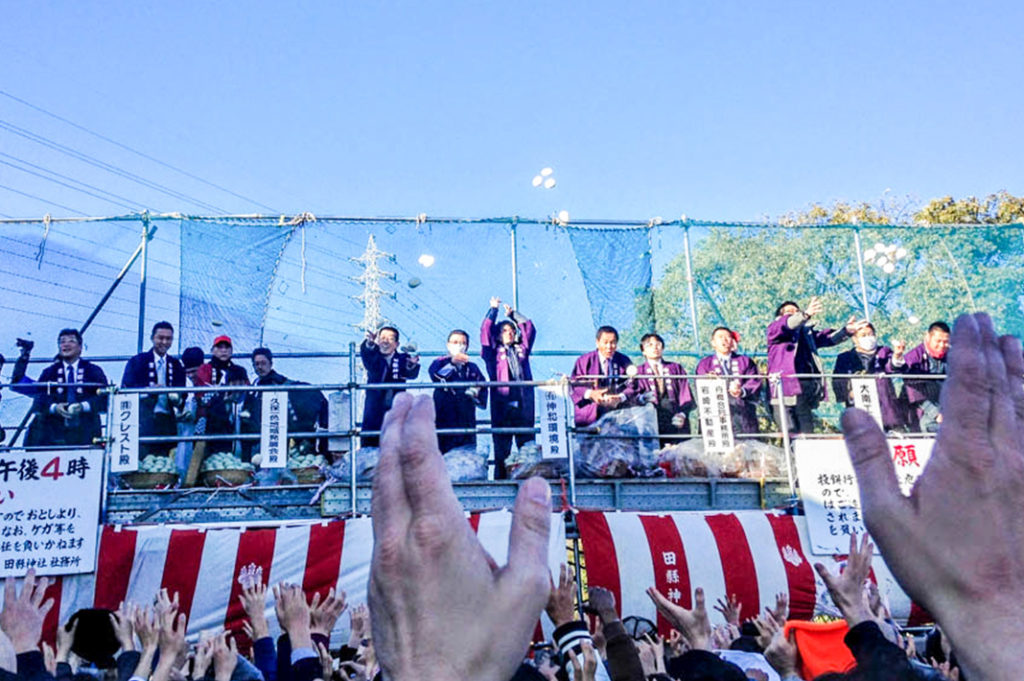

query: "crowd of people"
xmin=1 ymin=295 xmax=950 ymax=479
xmin=0 ymin=312 xmax=1007 ymax=681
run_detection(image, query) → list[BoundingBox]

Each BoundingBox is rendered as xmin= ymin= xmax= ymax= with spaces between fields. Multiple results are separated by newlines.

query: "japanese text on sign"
xmin=260 ymin=391 xmax=289 ymax=469
xmin=0 ymin=449 xmax=102 ymax=577
xmin=795 ymin=438 xmax=933 ymax=554
xmin=537 ymin=384 xmax=569 ymax=460
xmin=697 ymin=378 xmax=735 ymax=454
xmin=850 ymin=378 xmax=884 ymax=430
xmin=110 ymin=393 xmax=139 ymax=473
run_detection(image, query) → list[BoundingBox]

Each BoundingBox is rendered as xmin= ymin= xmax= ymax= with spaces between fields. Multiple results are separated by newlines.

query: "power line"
xmin=0 ymin=119 xmax=230 ymax=214
xmin=0 ymin=156 xmax=145 ymax=212
xmin=0 ymin=182 xmax=87 ymax=216
xmin=0 ymin=151 xmax=150 ymax=211
xmin=0 ymin=89 xmax=279 ymax=213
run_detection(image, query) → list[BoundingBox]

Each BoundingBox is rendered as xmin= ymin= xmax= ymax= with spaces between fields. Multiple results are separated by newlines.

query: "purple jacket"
xmin=695 ymin=353 xmax=762 ymax=434
xmin=570 ymin=350 xmax=635 ymax=426
xmin=633 ymin=360 xmax=694 ymax=413
xmin=832 ymin=347 xmax=905 ymax=430
xmin=892 ymin=343 xmax=946 ymax=407
xmin=766 ymin=314 xmax=849 ymax=398
xmin=480 ymin=307 xmax=536 ymax=420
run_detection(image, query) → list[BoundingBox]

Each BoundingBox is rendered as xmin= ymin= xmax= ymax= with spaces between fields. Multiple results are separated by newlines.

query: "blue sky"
xmin=2 ymin=1 xmax=1021 ymax=222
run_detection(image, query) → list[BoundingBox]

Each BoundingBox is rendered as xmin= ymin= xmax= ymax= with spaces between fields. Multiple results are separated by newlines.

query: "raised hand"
xmin=713 ymin=593 xmax=741 ymax=626
xmin=238 ymin=581 xmax=269 ymax=640
xmin=814 ymin=533 xmax=874 ymax=627
xmin=489 ymin=297 xmax=501 ymax=309
xmin=110 ymin=601 xmax=137 ymax=652
xmin=842 ymin=313 xmax=1024 ymax=681
xmin=645 ymin=586 xmax=711 ymax=651
xmin=768 ymin=592 xmax=790 ymax=623
xmin=368 ymin=393 xmax=552 ymax=681
xmin=0 ymin=569 xmax=53 ymax=653
xmin=348 ymin=604 xmax=369 ymax=648
xmin=805 ymin=297 xmax=824 ymax=318
xmin=210 ymin=632 xmax=238 ymax=681
xmin=309 ymin=588 xmax=348 ymax=637
xmin=545 ymin=564 xmax=577 ymax=627
xmin=55 ymin=617 xmax=78 ymax=663
xmin=586 ymin=586 xmax=618 ymax=623
xmin=273 ymin=583 xmax=312 ymax=648
xmin=764 ymin=628 xmax=800 ymax=678
xmin=566 ymin=641 xmax=599 ymax=681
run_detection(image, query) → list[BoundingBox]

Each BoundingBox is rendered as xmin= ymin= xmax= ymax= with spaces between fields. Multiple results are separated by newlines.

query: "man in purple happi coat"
xmin=889 ymin=321 xmax=950 ymax=433
xmin=633 ymin=333 xmax=694 ymax=446
xmin=480 ymin=297 xmax=536 ymax=479
xmin=766 ymin=297 xmax=865 ymax=434
xmin=696 ymin=326 xmax=763 ymax=434
xmin=831 ymin=322 xmax=905 ymax=432
xmin=571 ymin=326 xmax=636 ymax=427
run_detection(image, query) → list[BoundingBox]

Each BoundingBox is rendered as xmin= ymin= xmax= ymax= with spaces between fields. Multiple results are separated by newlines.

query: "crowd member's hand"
xmin=589 ymin=618 xmax=607 ymax=659
xmin=348 ymin=604 xmax=369 ymax=648
xmin=339 ymin=660 xmax=369 ymax=681
xmin=489 ymin=297 xmax=501 ymax=309
xmin=132 ymin=606 xmax=160 ymax=681
xmin=930 ymin=658 xmax=960 ymax=681
xmin=763 ymin=628 xmax=799 ymax=679
xmin=646 ymin=633 xmax=665 ymax=673
xmin=804 ymin=297 xmax=823 ymax=318
xmin=0 ymin=569 xmax=53 ymax=653
xmin=636 ymin=638 xmax=658 ymax=677
xmin=667 ymin=629 xmax=688 ymax=658
xmin=843 ymin=312 xmax=1024 ymax=681
xmin=55 ymin=618 xmax=78 ymax=663
xmin=713 ymin=594 xmax=741 ymax=626
xmin=567 ymin=640 xmax=599 ymax=681
xmin=768 ymin=592 xmax=790 ymax=624
xmin=211 ymin=632 xmax=238 ymax=681
xmin=192 ymin=633 xmax=215 ymax=681
xmin=814 ymin=533 xmax=874 ymax=627
xmin=274 ymin=583 xmax=313 ymax=649
xmin=41 ymin=642 xmax=55 ymax=675
xmin=110 ymin=601 xmax=137 ymax=652
xmin=545 ymin=564 xmax=577 ymax=627
xmin=316 ymin=641 xmax=333 ymax=681
xmin=904 ymin=634 xmax=918 ymax=660
xmin=152 ymin=611 xmax=188 ymax=681
xmin=586 ymin=586 xmax=618 ymax=623
xmin=310 ymin=587 xmax=347 ymax=637
xmin=750 ymin=613 xmax=781 ymax=650
xmin=710 ymin=624 xmax=740 ymax=650
xmin=154 ymin=588 xmax=179 ymax=619
xmin=865 ymin=580 xmax=889 ymax=622
xmin=239 ymin=581 xmax=270 ymax=640
xmin=646 ymin=586 xmax=711 ymax=651
xmin=368 ymin=393 xmax=552 ymax=681
xmin=0 ymin=626 xmax=15 ymax=672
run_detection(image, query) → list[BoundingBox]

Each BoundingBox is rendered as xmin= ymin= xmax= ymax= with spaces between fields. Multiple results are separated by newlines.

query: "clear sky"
xmin=1 ymin=1 xmax=1022 ymax=222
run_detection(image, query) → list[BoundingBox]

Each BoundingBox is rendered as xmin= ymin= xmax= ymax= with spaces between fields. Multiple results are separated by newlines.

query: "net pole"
xmin=137 ymin=214 xmax=151 ymax=352
xmin=510 ymin=218 xmax=520 ymax=310
xmin=349 ymin=341 xmax=358 ymax=516
xmin=682 ymin=221 xmax=701 ymax=351
xmin=852 ymin=227 xmax=872 ymax=323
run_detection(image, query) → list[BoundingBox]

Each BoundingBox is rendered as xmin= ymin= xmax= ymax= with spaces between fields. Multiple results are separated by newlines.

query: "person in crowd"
xmin=766 ymin=297 xmax=865 ymax=434
xmin=891 ymin=321 xmax=950 ymax=433
xmin=251 ymin=347 xmax=328 ymax=453
xmin=23 ymin=328 xmax=108 ymax=446
xmin=121 ymin=321 xmax=186 ymax=457
xmin=197 ymin=335 xmax=246 ymax=387
xmin=831 ymin=322 xmax=905 ymax=432
xmin=480 ymin=298 xmax=537 ymax=479
xmin=571 ymin=326 xmax=635 ymax=427
xmin=360 ymin=325 xmax=419 ymax=447
xmin=633 ymin=333 xmax=694 ymax=445
xmin=429 ymin=330 xmax=487 ymax=453
xmin=696 ymin=326 xmax=763 ymax=435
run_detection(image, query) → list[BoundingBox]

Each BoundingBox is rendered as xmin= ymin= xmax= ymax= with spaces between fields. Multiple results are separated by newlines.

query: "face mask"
xmin=857 ymin=335 xmax=878 ymax=352
xmin=448 ymin=343 xmax=467 ymax=357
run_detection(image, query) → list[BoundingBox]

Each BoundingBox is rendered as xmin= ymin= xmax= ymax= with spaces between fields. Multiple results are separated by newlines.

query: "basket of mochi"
xmin=287 ymin=442 xmax=327 ymax=484
xmin=199 ymin=452 xmax=255 ymax=486
xmin=121 ymin=455 xmax=179 ymax=489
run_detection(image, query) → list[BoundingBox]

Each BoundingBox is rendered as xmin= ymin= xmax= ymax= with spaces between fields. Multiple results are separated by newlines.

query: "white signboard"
xmin=697 ymin=378 xmax=735 ymax=454
xmin=795 ymin=438 xmax=933 ymax=554
xmin=0 ymin=449 xmax=102 ymax=577
xmin=260 ymin=391 xmax=289 ymax=468
xmin=850 ymin=377 xmax=885 ymax=430
xmin=537 ymin=384 xmax=569 ymax=460
xmin=110 ymin=393 xmax=139 ymax=472
xmin=327 ymin=391 xmax=351 ymax=453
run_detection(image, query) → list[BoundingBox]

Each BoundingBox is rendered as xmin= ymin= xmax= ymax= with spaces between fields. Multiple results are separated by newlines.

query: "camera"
xmin=15 ymin=338 xmax=34 ymax=353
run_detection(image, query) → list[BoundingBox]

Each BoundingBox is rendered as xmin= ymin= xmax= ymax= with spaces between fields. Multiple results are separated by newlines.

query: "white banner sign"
xmin=697 ymin=378 xmax=735 ymax=454
xmin=110 ymin=393 xmax=139 ymax=472
xmin=260 ymin=391 xmax=289 ymax=468
xmin=0 ymin=449 xmax=102 ymax=577
xmin=795 ymin=438 xmax=933 ymax=554
xmin=537 ymin=384 xmax=569 ymax=460
xmin=850 ymin=377 xmax=885 ymax=430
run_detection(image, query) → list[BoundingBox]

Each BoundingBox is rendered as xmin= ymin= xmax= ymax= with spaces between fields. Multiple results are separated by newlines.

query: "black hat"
xmin=181 ymin=346 xmax=205 ymax=369
xmin=67 ymin=608 xmax=119 ymax=669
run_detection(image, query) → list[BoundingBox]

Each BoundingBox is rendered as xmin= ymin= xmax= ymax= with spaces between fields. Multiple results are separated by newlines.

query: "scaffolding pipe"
xmin=682 ymin=221 xmax=701 ymax=351
xmin=852 ymin=228 xmax=872 ymax=323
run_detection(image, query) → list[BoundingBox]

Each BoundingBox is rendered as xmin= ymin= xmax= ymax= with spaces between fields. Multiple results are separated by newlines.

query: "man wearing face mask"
xmin=360 ymin=326 xmax=420 ymax=447
xmin=429 ymin=330 xmax=488 ymax=453
xmin=481 ymin=298 xmax=536 ymax=479
xmin=571 ymin=325 xmax=635 ymax=427
xmin=831 ymin=323 xmax=905 ymax=432
xmin=890 ymin=321 xmax=950 ymax=433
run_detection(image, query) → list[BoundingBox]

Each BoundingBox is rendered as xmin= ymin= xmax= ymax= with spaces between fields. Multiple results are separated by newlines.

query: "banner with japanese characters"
xmin=795 ymin=438 xmax=933 ymax=554
xmin=0 ymin=449 xmax=102 ymax=577
xmin=110 ymin=393 xmax=139 ymax=472
xmin=537 ymin=383 xmax=569 ymax=460
xmin=697 ymin=378 xmax=735 ymax=454
xmin=260 ymin=391 xmax=289 ymax=468
xmin=850 ymin=378 xmax=885 ymax=430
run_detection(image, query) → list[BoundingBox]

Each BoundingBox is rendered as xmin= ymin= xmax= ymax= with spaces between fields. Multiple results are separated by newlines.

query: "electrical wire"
xmin=0 ymin=151 xmax=150 ymax=211
xmin=0 ymin=181 xmax=87 ymax=215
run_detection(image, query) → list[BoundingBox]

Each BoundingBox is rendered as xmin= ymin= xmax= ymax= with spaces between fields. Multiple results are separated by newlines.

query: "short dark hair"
xmin=596 ymin=325 xmax=619 ymax=341
xmin=775 ymin=301 xmax=800 ymax=317
xmin=928 ymin=321 xmax=951 ymax=335
xmin=859 ymin=322 xmax=877 ymax=334
xmin=497 ymin=320 xmax=517 ymax=335
xmin=58 ymin=328 xmax=82 ymax=345
xmin=640 ymin=333 xmax=664 ymax=347
xmin=151 ymin=321 xmax=174 ymax=338
xmin=711 ymin=326 xmax=733 ymax=339
xmin=252 ymin=347 xmax=273 ymax=362
xmin=447 ymin=329 xmax=469 ymax=344
xmin=378 ymin=326 xmax=400 ymax=340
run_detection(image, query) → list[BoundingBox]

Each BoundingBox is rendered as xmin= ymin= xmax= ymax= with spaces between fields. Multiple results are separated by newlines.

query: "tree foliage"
xmin=650 ymin=192 xmax=1024 ymax=356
